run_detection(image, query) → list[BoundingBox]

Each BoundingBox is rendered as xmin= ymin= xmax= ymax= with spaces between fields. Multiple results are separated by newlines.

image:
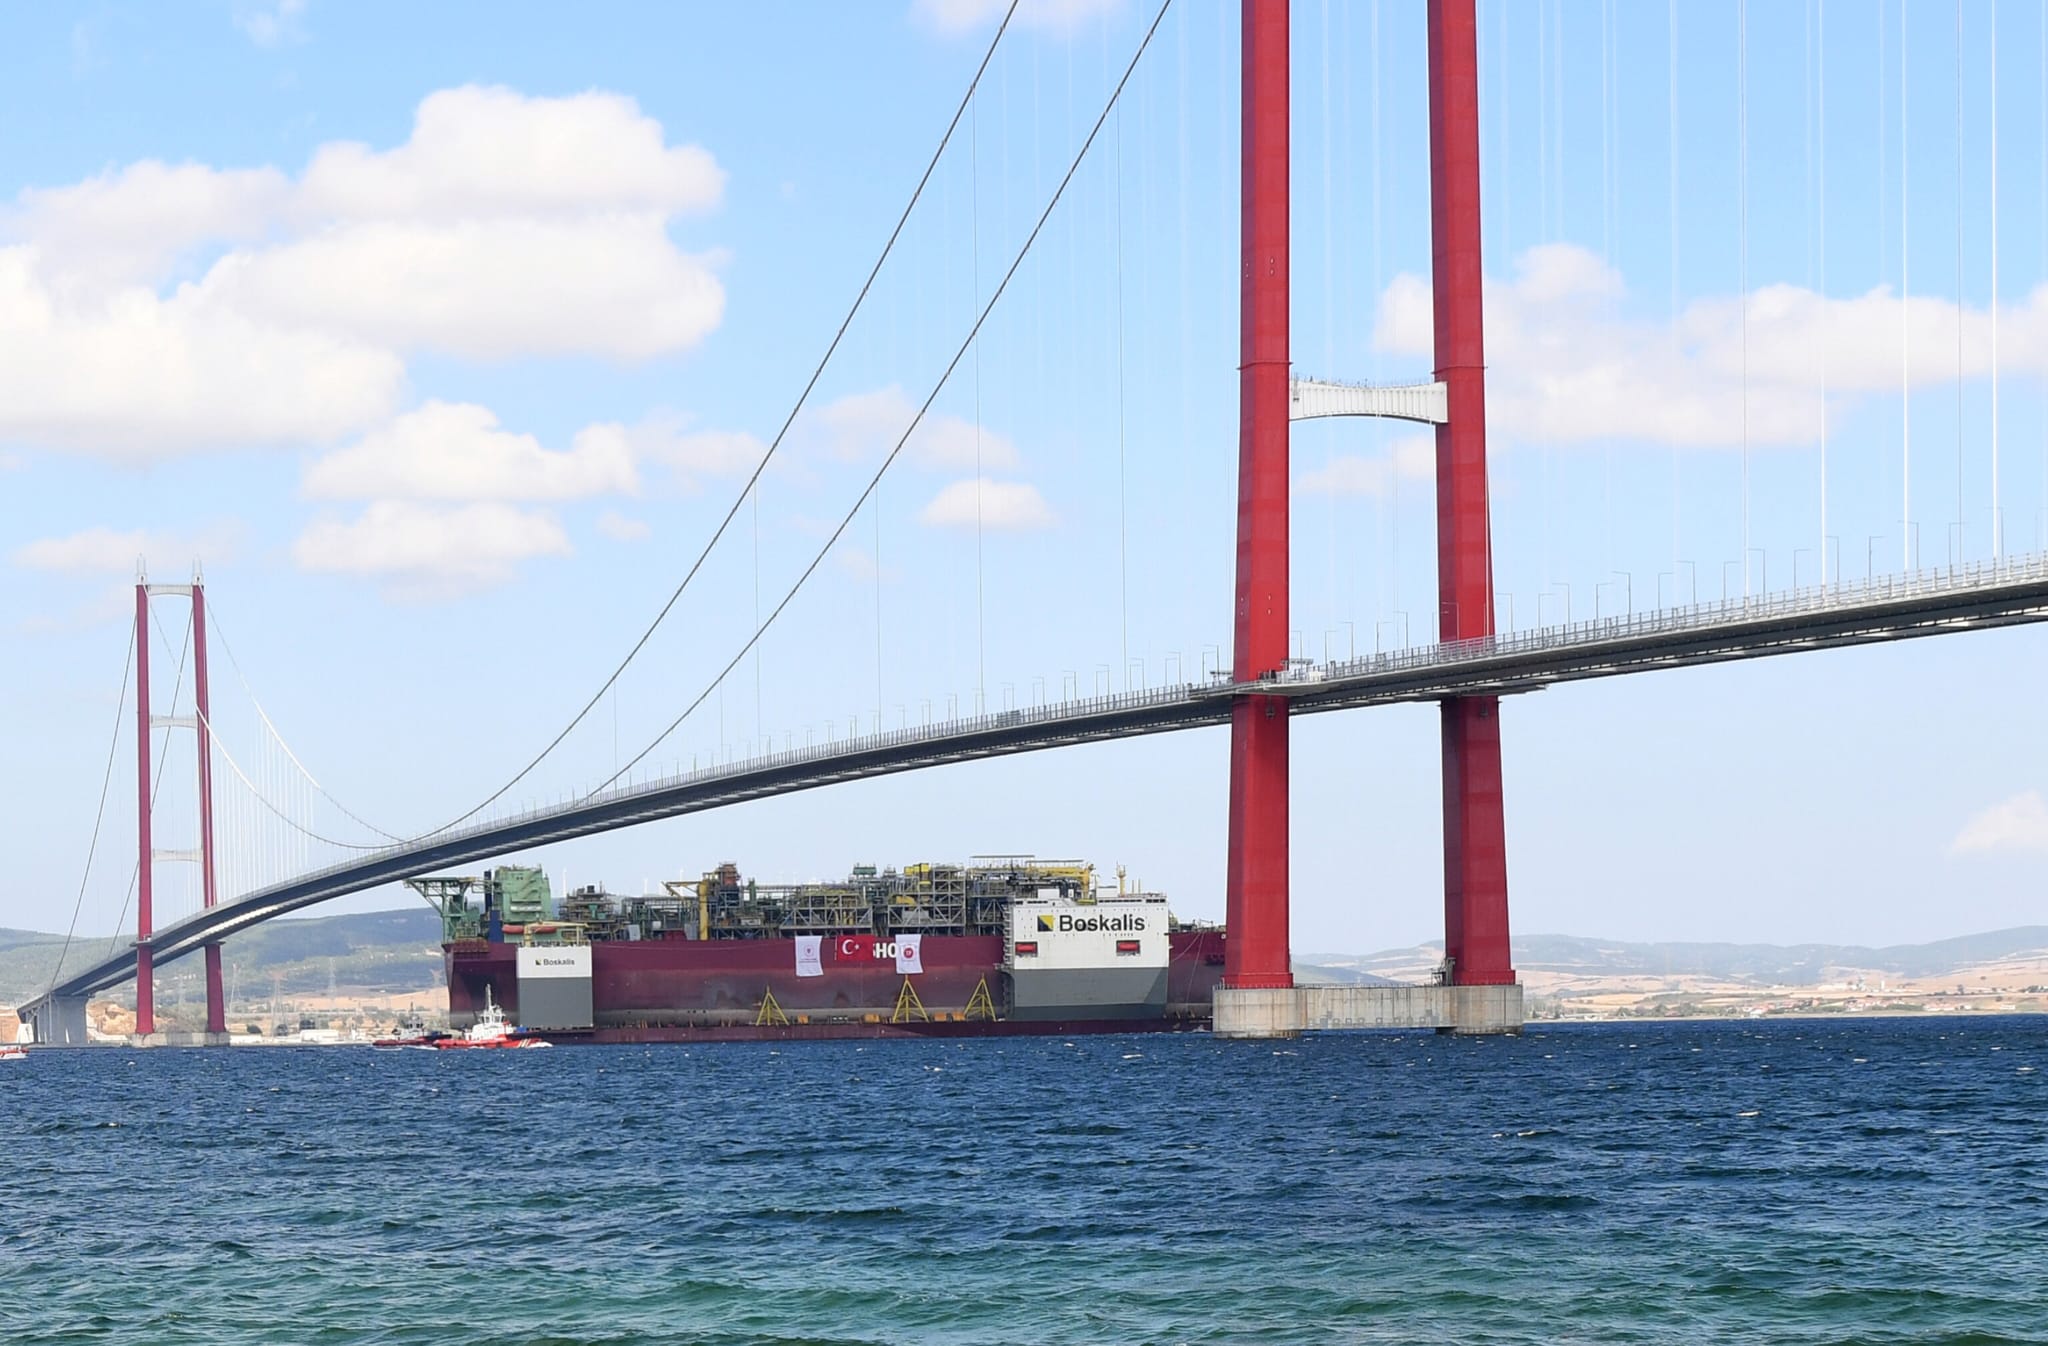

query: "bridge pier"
xmin=27 ymin=995 xmax=90 ymax=1046
xmin=1213 ymin=984 xmax=1523 ymax=1038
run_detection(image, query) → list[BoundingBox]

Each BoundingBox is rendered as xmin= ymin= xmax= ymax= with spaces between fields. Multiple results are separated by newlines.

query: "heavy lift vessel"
xmin=413 ymin=858 xmax=1228 ymax=1042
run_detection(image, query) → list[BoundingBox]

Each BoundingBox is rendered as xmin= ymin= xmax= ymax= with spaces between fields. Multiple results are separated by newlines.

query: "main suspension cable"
xmin=411 ymin=2 xmax=1022 ymax=840
xmin=44 ymin=623 xmax=134 ymax=1002
xmin=595 ymin=0 xmax=1176 ymax=796
xmin=205 ymin=599 xmax=405 ymax=842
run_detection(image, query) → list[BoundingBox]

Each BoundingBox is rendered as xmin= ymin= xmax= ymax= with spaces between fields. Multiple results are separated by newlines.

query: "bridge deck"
xmin=24 ymin=553 xmax=2048 ymax=1018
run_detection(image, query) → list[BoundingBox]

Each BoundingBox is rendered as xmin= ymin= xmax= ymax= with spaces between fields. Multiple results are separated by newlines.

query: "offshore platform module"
xmin=412 ymin=857 xmax=1227 ymax=1041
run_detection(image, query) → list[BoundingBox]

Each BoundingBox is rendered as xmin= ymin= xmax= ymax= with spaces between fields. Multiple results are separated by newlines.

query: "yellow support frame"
xmin=963 ymin=978 xmax=997 ymax=1022
xmin=755 ymin=987 xmax=790 ymax=1027
xmin=891 ymin=978 xmax=929 ymax=1024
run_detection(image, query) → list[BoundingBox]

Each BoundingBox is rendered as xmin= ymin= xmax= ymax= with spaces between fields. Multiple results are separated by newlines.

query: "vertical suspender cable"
xmin=1497 ymin=0 xmax=1510 ymax=623
xmin=1903 ymin=0 xmax=1913 ymax=570
xmin=971 ymin=89 xmax=986 ymax=714
xmin=1602 ymin=0 xmax=1613 ymax=572
xmin=1115 ymin=98 xmax=1129 ymax=690
xmin=1990 ymin=0 xmax=2001 ymax=558
xmin=1319 ymin=0 xmax=1332 ymax=635
xmin=1821 ymin=0 xmax=1830 ymax=583
xmin=1375 ymin=1 xmax=1391 ymax=624
xmin=1671 ymin=0 xmax=1681 ymax=590
xmin=1554 ymin=0 xmax=1565 ymax=240
xmin=1740 ymin=0 xmax=1751 ymax=596
xmin=873 ymin=475 xmax=883 ymax=733
xmin=753 ymin=467 xmax=762 ymax=747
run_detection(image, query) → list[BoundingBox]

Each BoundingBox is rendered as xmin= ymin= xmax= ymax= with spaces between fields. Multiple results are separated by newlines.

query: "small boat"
xmin=0 ymin=1045 xmax=27 ymax=1061
xmin=372 ymin=1010 xmax=449 ymax=1050
xmin=433 ymin=989 xmax=550 ymax=1050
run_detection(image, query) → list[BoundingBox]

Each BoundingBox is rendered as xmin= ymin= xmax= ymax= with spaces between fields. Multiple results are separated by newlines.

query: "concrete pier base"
xmin=27 ymin=996 xmax=90 ymax=1046
xmin=1213 ymin=983 xmax=1523 ymax=1038
xmin=161 ymin=1031 xmax=233 ymax=1048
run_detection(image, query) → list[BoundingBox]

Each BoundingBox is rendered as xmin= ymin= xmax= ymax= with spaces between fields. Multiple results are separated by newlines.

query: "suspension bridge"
xmin=19 ymin=0 xmax=2048 ymax=1042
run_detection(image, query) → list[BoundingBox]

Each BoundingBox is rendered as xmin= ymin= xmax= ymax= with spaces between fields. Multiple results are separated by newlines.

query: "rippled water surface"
xmin=5 ymin=1017 xmax=2047 ymax=1344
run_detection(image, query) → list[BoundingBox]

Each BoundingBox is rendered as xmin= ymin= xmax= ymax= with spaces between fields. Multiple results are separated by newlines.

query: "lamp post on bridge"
xmin=1747 ymin=547 xmax=1768 ymax=596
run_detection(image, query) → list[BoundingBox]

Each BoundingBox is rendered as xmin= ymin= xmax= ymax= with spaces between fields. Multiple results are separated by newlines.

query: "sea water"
xmin=4 ymin=1017 xmax=2045 ymax=1344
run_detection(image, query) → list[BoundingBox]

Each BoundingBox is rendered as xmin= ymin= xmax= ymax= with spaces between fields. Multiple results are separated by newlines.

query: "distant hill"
xmin=11 ymin=910 xmax=2048 ymax=1007
xmin=1 ymin=908 xmax=444 ymax=1007
xmin=1304 ymin=927 xmax=2048 ymax=988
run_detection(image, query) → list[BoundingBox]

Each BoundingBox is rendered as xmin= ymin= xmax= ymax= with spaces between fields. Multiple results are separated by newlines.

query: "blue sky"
xmin=3 ymin=0 xmax=2044 ymax=960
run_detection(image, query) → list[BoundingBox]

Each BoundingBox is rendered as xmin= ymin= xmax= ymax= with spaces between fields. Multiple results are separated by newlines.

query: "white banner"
xmin=895 ymin=932 xmax=924 ymax=975
xmin=795 ymin=935 xmax=824 ymax=977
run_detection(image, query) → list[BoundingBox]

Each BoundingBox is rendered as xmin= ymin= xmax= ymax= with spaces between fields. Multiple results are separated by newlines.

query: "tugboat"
xmin=433 ymin=988 xmax=550 ymax=1050
xmin=371 ymin=1010 xmax=448 ymax=1051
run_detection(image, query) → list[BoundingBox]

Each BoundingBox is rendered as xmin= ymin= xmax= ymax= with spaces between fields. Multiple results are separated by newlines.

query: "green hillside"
xmin=2 ymin=907 xmax=444 ymax=1007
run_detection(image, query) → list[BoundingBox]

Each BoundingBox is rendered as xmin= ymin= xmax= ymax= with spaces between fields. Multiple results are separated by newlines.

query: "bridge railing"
xmin=1301 ymin=550 xmax=2048 ymax=688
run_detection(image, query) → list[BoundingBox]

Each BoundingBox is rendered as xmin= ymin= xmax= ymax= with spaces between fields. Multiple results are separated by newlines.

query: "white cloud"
xmin=811 ymin=385 xmax=1018 ymax=470
xmin=597 ymin=511 xmax=650 ymax=542
xmin=1295 ymin=434 xmax=1435 ymax=498
xmin=292 ymin=501 xmax=570 ymax=598
xmin=236 ymin=0 xmax=308 ymax=47
xmin=919 ymin=478 xmax=1056 ymax=530
xmin=1374 ymin=242 xmax=2048 ymax=449
xmin=3 ymin=84 xmax=728 ymax=460
xmin=303 ymin=401 xmax=638 ymax=502
xmin=197 ymin=215 xmax=724 ymax=361
xmin=12 ymin=523 xmax=241 ymax=574
xmin=296 ymin=86 xmax=723 ymax=223
xmin=5 ymin=162 xmax=291 ymax=284
xmin=573 ymin=413 xmax=764 ymax=496
xmin=1950 ymin=791 xmax=2048 ymax=855
xmin=0 ymin=247 xmax=403 ymax=456
xmin=914 ymin=0 xmax=1122 ymax=35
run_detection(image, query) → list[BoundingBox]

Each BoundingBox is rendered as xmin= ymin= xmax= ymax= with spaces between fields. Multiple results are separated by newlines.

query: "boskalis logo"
xmin=1037 ymin=912 xmax=1147 ymax=934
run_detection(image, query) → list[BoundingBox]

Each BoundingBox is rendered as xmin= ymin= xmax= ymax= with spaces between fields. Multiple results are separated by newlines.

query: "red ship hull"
xmin=446 ymin=931 xmax=1227 ymax=1041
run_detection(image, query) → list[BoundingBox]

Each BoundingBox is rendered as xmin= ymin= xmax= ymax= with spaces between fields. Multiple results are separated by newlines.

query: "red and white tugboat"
xmin=433 ymin=988 xmax=550 ymax=1050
